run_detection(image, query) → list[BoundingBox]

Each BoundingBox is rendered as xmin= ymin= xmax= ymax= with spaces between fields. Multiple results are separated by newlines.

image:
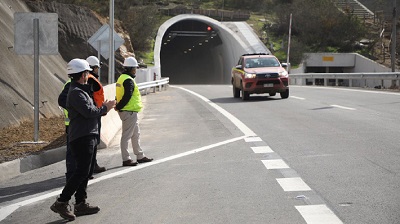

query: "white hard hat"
xmin=123 ymin=57 xmax=139 ymax=67
xmin=86 ymin=56 xmax=100 ymax=67
xmin=67 ymin=58 xmax=92 ymax=74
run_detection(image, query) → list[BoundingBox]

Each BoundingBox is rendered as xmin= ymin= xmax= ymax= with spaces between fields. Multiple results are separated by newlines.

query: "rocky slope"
xmin=0 ymin=0 xmax=134 ymax=131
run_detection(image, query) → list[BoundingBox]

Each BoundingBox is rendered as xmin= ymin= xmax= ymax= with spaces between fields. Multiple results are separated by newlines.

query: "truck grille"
xmin=256 ymin=73 xmax=279 ymax=78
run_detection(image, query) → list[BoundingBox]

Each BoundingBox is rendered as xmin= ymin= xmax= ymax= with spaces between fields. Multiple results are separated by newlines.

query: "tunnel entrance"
xmin=160 ymin=20 xmax=224 ymax=84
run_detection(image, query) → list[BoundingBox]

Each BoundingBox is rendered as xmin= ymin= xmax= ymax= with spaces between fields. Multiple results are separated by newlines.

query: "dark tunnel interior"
xmin=160 ymin=20 xmax=225 ymax=84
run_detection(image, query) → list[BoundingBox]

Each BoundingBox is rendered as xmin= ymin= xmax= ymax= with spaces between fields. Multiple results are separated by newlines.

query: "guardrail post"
xmin=153 ymin=86 xmax=156 ymax=93
xmin=324 ymin=78 xmax=327 ymax=86
xmin=335 ymin=79 xmax=338 ymax=86
xmin=349 ymin=79 xmax=353 ymax=87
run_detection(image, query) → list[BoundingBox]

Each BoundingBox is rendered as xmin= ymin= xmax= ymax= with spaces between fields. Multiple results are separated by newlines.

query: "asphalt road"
xmin=0 ymin=85 xmax=399 ymax=224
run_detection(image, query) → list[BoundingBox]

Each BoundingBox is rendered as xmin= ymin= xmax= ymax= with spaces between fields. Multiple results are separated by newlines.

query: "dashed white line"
xmin=276 ymin=177 xmax=312 ymax=192
xmin=291 ymin=96 xmax=306 ymax=100
xmin=261 ymin=159 xmax=290 ymax=169
xmin=330 ymin=104 xmax=356 ymax=111
xmin=295 ymin=204 xmax=344 ymax=224
xmin=251 ymin=146 xmax=273 ymax=153
xmin=244 ymin=136 xmax=262 ymax=142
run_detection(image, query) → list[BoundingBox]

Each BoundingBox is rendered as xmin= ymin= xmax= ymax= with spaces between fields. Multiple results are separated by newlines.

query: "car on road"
xmin=231 ymin=53 xmax=289 ymax=100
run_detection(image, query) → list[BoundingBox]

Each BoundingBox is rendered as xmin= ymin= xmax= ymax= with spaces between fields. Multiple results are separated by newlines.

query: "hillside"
xmin=0 ymin=0 xmax=65 ymax=130
xmin=0 ymin=0 xmax=134 ymax=131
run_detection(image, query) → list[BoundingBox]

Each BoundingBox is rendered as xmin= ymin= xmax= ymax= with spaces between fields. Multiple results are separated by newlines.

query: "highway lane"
xmin=0 ymin=85 xmax=399 ymax=223
xmin=185 ymin=85 xmax=400 ymax=224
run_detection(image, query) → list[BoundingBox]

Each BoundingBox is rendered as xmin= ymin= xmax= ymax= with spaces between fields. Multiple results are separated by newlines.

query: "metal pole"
xmin=33 ymin=18 xmax=40 ymax=142
xmin=97 ymin=40 xmax=101 ymax=82
xmin=391 ymin=0 xmax=397 ymax=72
xmin=287 ymin=14 xmax=292 ymax=70
xmin=108 ymin=0 xmax=115 ymax=84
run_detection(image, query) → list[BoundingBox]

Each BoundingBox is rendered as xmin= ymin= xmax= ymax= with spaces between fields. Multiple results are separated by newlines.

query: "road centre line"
xmin=296 ymin=204 xmax=344 ymax=224
xmin=276 ymin=177 xmax=312 ymax=192
xmin=0 ymin=136 xmax=247 ymax=222
xmin=245 ymin=136 xmax=262 ymax=142
xmin=330 ymin=104 xmax=356 ymax=111
xmin=178 ymin=86 xmax=343 ymax=224
xmin=251 ymin=146 xmax=273 ymax=153
xmin=262 ymin=159 xmax=290 ymax=169
xmin=291 ymin=96 xmax=306 ymax=100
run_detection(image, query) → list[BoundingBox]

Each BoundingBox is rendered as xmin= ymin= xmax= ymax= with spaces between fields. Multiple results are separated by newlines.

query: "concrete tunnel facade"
xmin=154 ymin=14 xmax=250 ymax=84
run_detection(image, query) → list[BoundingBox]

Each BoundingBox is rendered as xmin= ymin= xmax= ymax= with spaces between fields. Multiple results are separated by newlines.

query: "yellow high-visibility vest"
xmin=116 ymin=74 xmax=142 ymax=112
xmin=62 ymin=79 xmax=71 ymax=126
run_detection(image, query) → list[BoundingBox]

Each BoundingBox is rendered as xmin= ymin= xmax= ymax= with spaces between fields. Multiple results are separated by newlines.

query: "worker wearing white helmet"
xmin=85 ymin=56 xmax=106 ymax=174
xmin=115 ymin=56 xmax=153 ymax=166
xmin=51 ymin=58 xmax=116 ymax=221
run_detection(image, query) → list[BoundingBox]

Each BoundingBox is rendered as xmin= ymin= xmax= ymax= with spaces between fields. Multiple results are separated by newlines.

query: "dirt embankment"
xmin=0 ymin=0 xmax=133 ymax=130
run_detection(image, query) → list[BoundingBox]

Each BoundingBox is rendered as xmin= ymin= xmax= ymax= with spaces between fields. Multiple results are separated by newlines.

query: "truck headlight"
xmin=279 ymin=70 xmax=288 ymax=77
xmin=244 ymin=72 xmax=256 ymax=78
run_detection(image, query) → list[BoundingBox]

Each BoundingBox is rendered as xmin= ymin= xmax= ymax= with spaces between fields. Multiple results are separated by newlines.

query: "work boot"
xmin=74 ymin=201 xmax=100 ymax=216
xmin=93 ymin=163 xmax=106 ymax=173
xmin=50 ymin=199 xmax=76 ymax=221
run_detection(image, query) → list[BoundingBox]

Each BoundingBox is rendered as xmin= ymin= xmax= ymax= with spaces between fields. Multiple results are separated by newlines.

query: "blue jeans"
xmin=59 ymin=135 xmax=96 ymax=203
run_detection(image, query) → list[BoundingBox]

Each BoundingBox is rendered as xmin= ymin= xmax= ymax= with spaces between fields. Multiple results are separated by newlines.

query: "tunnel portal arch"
xmin=154 ymin=14 xmax=248 ymax=84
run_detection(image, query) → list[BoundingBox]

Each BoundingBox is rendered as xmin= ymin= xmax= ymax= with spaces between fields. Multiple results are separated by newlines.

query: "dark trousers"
xmin=65 ymin=127 xmax=99 ymax=181
xmin=65 ymin=126 xmax=75 ymax=181
xmin=59 ymin=135 xmax=96 ymax=203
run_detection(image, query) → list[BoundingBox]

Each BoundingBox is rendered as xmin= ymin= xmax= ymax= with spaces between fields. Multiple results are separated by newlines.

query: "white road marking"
xmin=276 ymin=177 xmax=312 ymax=192
xmin=261 ymin=159 xmax=290 ymax=169
xmin=330 ymin=104 xmax=356 ymax=111
xmin=0 ymin=136 xmax=246 ymax=222
xmin=177 ymin=87 xmax=256 ymax=136
xmin=251 ymin=146 xmax=273 ymax=153
xmin=291 ymin=96 xmax=306 ymax=100
xmin=244 ymin=136 xmax=262 ymax=142
xmin=291 ymin=85 xmax=400 ymax=96
xmin=295 ymin=204 xmax=344 ymax=224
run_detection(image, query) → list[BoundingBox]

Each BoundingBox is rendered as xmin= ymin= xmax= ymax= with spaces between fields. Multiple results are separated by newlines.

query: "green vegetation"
xmin=55 ymin=0 xmax=377 ymax=66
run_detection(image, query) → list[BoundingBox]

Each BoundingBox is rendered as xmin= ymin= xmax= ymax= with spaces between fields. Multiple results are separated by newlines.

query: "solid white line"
xmin=0 ymin=136 xmax=246 ymax=222
xmin=296 ymin=204 xmax=343 ymax=224
xmin=176 ymin=87 xmax=256 ymax=136
xmin=291 ymin=85 xmax=400 ymax=96
xmin=291 ymin=96 xmax=306 ymax=100
xmin=330 ymin=104 xmax=356 ymax=111
xmin=261 ymin=159 xmax=290 ymax=169
xmin=276 ymin=177 xmax=311 ymax=192
xmin=245 ymin=136 xmax=262 ymax=142
xmin=251 ymin=146 xmax=273 ymax=153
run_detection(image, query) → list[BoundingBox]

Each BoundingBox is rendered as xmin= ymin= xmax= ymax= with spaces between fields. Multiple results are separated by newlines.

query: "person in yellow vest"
xmin=86 ymin=56 xmax=106 ymax=174
xmin=115 ymin=56 xmax=153 ymax=166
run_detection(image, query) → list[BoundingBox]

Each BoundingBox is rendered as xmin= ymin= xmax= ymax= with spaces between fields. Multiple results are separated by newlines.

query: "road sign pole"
xmin=392 ymin=0 xmax=397 ymax=73
xmin=109 ymin=0 xmax=115 ymax=84
xmin=33 ymin=18 xmax=40 ymax=142
xmin=97 ymin=40 xmax=101 ymax=82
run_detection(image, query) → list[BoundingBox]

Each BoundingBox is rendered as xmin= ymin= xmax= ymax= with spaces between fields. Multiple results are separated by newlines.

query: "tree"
xmin=264 ymin=0 xmax=367 ymax=58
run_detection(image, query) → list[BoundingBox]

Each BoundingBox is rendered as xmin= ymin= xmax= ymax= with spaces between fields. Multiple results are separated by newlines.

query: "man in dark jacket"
xmin=51 ymin=59 xmax=115 ymax=221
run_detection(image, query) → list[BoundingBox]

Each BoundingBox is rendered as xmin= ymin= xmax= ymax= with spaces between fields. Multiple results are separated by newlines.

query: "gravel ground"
xmin=0 ymin=116 xmax=66 ymax=163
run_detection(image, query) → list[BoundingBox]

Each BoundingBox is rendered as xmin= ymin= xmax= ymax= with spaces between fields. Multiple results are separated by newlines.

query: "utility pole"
xmin=287 ymin=13 xmax=292 ymax=72
xmin=391 ymin=0 xmax=397 ymax=73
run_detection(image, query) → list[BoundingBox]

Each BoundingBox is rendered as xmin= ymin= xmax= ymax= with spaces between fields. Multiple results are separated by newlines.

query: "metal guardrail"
xmin=289 ymin=72 xmax=400 ymax=88
xmin=137 ymin=77 xmax=169 ymax=94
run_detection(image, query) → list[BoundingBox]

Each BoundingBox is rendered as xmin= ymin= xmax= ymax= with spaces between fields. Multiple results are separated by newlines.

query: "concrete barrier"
xmin=98 ymin=83 xmax=121 ymax=149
